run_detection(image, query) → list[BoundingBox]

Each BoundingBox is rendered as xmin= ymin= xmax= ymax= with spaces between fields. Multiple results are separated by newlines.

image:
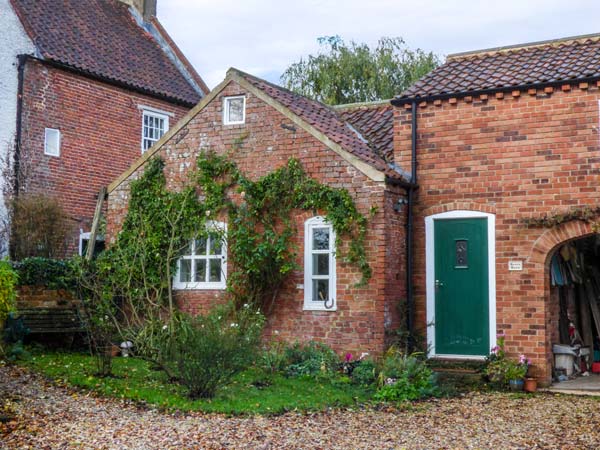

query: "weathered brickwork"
xmin=394 ymin=83 xmax=600 ymax=381
xmin=19 ymin=60 xmax=190 ymax=254
xmin=16 ymin=286 xmax=76 ymax=309
xmin=107 ymin=80 xmax=406 ymax=355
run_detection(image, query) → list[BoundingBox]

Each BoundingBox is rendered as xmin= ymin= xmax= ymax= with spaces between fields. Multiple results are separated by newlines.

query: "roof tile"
xmin=11 ymin=0 xmax=202 ymax=105
xmin=397 ymin=37 xmax=600 ymax=101
xmin=240 ymin=73 xmax=405 ymax=182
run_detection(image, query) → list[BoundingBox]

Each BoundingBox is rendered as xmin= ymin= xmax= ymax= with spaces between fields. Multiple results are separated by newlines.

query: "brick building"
xmin=107 ymin=34 xmax=600 ymax=383
xmin=393 ymin=34 xmax=600 ymax=382
xmin=1 ymin=0 xmax=208 ymax=255
xmin=106 ymin=68 xmax=410 ymax=355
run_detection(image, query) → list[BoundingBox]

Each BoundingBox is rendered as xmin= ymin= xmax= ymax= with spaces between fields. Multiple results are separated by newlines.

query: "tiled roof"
xmin=396 ymin=35 xmax=600 ymax=102
xmin=11 ymin=0 xmax=204 ymax=105
xmin=239 ymin=71 xmax=406 ymax=182
xmin=336 ymin=102 xmax=394 ymax=163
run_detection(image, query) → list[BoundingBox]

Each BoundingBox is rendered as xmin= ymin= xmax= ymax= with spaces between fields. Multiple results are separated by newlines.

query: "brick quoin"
xmin=19 ymin=60 xmax=190 ymax=254
xmin=107 ymin=80 xmax=407 ymax=356
xmin=394 ymin=83 xmax=600 ymax=383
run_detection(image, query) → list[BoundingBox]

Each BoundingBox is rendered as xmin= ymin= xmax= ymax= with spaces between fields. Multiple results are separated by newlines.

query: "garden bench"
xmin=15 ymin=307 xmax=86 ymax=337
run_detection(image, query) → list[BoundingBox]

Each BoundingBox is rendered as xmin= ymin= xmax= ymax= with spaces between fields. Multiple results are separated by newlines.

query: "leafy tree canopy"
xmin=281 ymin=36 xmax=440 ymax=105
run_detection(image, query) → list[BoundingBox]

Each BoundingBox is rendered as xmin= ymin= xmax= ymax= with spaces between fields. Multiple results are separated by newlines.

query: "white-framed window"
xmin=141 ymin=110 xmax=169 ymax=153
xmin=78 ymin=230 xmax=105 ymax=257
xmin=223 ymin=95 xmax=246 ymax=125
xmin=44 ymin=128 xmax=61 ymax=157
xmin=174 ymin=221 xmax=227 ymax=290
xmin=304 ymin=216 xmax=336 ymax=311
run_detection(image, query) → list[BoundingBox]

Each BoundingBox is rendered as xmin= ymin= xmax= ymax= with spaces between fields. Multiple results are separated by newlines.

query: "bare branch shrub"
xmin=10 ymin=194 xmax=73 ymax=260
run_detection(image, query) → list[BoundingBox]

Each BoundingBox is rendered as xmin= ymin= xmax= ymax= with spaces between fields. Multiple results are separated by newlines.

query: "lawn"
xmin=23 ymin=351 xmax=373 ymax=415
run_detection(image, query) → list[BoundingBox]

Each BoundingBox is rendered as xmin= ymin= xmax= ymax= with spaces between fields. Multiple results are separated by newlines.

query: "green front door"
xmin=434 ymin=218 xmax=489 ymax=356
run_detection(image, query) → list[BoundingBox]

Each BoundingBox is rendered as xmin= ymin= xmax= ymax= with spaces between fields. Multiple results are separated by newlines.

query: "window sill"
xmin=173 ymin=282 xmax=226 ymax=291
xmin=303 ymin=303 xmax=337 ymax=312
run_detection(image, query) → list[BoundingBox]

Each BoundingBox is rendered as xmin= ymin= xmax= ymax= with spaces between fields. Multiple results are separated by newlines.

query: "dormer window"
xmin=223 ymin=96 xmax=245 ymax=125
xmin=141 ymin=109 xmax=169 ymax=153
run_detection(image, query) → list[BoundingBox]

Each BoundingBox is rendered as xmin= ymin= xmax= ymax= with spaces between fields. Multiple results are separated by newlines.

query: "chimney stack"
xmin=120 ymin=0 xmax=157 ymax=21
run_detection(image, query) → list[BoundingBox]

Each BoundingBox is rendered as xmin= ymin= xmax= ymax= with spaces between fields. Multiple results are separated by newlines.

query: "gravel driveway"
xmin=1 ymin=364 xmax=600 ymax=449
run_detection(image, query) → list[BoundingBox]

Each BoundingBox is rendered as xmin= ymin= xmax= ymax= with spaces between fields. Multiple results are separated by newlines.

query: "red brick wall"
xmin=394 ymin=83 xmax=600 ymax=381
xmin=107 ymin=80 xmax=404 ymax=356
xmin=384 ymin=188 xmax=407 ymax=344
xmin=16 ymin=286 xmax=77 ymax=309
xmin=18 ymin=60 xmax=191 ymax=254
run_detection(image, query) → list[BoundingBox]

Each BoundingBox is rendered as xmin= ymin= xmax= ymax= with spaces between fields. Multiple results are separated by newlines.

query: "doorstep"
xmin=544 ymin=373 xmax=600 ymax=396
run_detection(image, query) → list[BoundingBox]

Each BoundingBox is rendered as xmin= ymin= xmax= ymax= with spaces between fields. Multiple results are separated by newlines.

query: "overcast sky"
xmin=158 ymin=0 xmax=600 ymax=89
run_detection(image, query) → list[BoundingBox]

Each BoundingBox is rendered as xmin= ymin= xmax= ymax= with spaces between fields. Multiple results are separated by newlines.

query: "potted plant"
xmin=484 ymin=336 xmax=530 ymax=390
xmin=504 ymin=359 xmax=528 ymax=391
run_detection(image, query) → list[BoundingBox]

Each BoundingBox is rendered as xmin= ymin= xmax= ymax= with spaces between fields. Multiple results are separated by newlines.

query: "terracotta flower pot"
xmin=524 ymin=377 xmax=537 ymax=393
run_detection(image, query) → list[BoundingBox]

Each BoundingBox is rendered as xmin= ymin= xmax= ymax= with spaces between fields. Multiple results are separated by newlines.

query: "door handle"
xmin=435 ymin=280 xmax=444 ymax=288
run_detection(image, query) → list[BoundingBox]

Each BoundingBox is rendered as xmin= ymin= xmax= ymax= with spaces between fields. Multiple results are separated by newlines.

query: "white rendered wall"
xmin=0 ymin=0 xmax=35 ymax=254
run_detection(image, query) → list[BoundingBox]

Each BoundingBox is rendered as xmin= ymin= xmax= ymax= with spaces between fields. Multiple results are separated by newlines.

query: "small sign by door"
xmin=508 ymin=260 xmax=523 ymax=271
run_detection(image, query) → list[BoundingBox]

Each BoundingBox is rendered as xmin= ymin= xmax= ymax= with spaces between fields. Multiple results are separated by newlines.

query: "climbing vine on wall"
xmin=522 ymin=205 xmax=600 ymax=231
xmin=112 ymin=151 xmax=372 ymax=312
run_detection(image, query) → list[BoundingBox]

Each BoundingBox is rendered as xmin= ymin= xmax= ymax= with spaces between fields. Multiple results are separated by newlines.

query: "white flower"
xmin=359 ymin=352 xmax=369 ymax=360
xmin=274 ymin=330 xmax=279 ymax=335
xmin=385 ymin=377 xmax=397 ymax=386
xmin=243 ymin=303 xmax=249 ymax=309
xmin=240 ymin=191 xmax=246 ymax=198
xmin=162 ymin=325 xmax=168 ymax=331
xmin=230 ymin=323 xmax=238 ymax=328
xmin=205 ymin=210 xmax=211 ymax=217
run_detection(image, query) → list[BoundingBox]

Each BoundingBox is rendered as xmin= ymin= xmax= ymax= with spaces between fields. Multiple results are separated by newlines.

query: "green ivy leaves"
xmin=114 ymin=152 xmax=371 ymax=311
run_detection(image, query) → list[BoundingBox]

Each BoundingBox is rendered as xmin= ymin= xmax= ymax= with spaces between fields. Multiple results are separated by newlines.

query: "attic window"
xmin=44 ymin=128 xmax=61 ymax=157
xmin=223 ymin=96 xmax=246 ymax=125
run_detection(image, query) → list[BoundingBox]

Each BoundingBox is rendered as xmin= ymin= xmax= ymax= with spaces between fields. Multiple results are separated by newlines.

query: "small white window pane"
xmin=313 ymin=254 xmax=329 ymax=276
xmin=228 ymin=98 xmax=244 ymax=122
xmin=223 ymin=97 xmax=245 ymax=124
xmin=194 ymin=260 xmax=207 ymax=282
xmin=312 ymin=228 xmax=329 ymax=250
xmin=312 ymin=279 xmax=329 ymax=302
xmin=209 ymin=259 xmax=222 ymax=282
xmin=209 ymin=234 xmax=222 ymax=255
xmin=195 ymin=237 xmax=207 ymax=255
xmin=179 ymin=260 xmax=192 ymax=283
xmin=44 ymin=128 xmax=60 ymax=157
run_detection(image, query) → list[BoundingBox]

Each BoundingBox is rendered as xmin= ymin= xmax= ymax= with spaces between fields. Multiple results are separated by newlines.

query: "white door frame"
xmin=425 ymin=210 xmax=496 ymax=359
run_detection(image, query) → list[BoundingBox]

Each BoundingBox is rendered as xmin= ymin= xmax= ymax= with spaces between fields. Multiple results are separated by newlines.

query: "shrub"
xmin=283 ymin=341 xmax=340 ymax=378
xmin=0 ymin=260 xmax=18 ymax=358
xmin=351 ymin=359 xmax=377 ymax=386
xmin=165 ymin=303 xmax=264 ymax=399
xmin=260 ymin=340 xmax=288 ymax=374
xmin=0 ymin=260 xmax=18 ymax=328
xmin=11 ymin=257 xmax=76 ymax=290
xmin=10 ymin=194 xmax=72 ymax=260
xmin=374 ymin=348 xmax=437 ymax=402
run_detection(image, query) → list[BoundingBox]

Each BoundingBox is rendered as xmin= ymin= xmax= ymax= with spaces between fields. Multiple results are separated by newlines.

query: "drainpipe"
xmin=14 ymin=54 xmax=27 ymax=197
xmin=405 ymin=101 xmax=417 ymax=351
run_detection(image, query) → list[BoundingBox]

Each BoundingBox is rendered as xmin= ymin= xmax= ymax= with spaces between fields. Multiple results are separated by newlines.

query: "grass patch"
xmin=22 ymin=351 xmax=372 ymax=415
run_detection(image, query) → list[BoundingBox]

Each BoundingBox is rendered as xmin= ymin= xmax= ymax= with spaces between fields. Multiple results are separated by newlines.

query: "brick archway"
xmin=529 ymin=220 xmax=595 ymax=266
xmin=420 ymin=201 xmax=496 ymax=218
xmin=528 ymin=220 xmax=596 ymax=384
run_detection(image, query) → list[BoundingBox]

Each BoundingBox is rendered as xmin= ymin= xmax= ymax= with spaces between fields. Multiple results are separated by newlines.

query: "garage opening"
xmin=549 ymin=235 xmax=600 ymax=391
